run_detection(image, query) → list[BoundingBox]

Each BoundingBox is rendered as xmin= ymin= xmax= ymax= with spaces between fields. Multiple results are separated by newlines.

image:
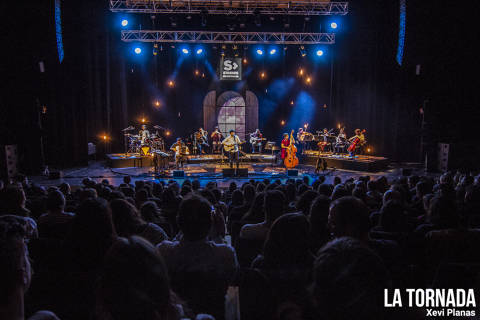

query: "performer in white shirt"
xmin=221 ymin=130 xmax=242 ymax=169
xmin=170 ymin=137 xmax=188 ymax=169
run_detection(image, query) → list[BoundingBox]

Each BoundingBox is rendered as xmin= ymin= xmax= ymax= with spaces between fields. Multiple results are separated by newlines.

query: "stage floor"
xmin=29 ymin=159 xmax=428 ymax=190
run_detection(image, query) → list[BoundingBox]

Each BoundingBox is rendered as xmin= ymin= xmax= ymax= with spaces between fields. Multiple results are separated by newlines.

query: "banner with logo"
xmin=219 ymin=57 xmax=242 ymax=81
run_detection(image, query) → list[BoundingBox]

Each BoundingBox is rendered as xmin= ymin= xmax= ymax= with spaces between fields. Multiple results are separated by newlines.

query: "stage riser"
xmin=303 ymin=156 xmax=390 ymax=172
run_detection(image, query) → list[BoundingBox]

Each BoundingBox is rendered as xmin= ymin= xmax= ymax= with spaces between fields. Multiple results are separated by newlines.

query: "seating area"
xmin=1 ymin=171 xmax=480 ymax=319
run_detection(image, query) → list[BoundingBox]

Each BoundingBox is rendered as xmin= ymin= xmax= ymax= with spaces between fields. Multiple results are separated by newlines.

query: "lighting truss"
xmin=121 ymin=30 xmax=335 ymax=44
xmin=110 ymin=0 xmax=348 ymax=16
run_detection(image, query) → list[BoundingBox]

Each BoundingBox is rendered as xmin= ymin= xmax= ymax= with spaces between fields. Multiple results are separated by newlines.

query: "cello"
xmin=347 ymin=129 xmax=366 ymax=153
xmin=284 ymin=129 xmax=299 ymax=168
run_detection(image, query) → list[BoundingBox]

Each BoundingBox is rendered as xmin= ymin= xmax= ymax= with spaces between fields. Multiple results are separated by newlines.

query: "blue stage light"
xmin=121 ymin=19 xmax=129 ymax=27
xmin=269 ymin=48 xmax=277 ymax=55
xmin=256 ymin=49 xmax=264 ymax=55
xmin=182 ymin=48 xmax=190 ymax=54
xmin=330 ymin=22 xmax=338 ymax=29
xmin=134 ymin=47 xmax=142 ymax=54
xmin=196 ymin=48 xmax=203 ymax=55
xmin=316 ymin=50 xmax=324 ymax=56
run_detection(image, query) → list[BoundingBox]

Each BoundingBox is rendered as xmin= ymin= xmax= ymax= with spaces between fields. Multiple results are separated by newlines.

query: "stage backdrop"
xmin=203 ymin=90 xmax=258 ymax=141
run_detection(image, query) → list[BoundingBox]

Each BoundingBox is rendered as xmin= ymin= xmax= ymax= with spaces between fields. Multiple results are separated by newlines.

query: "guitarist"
xmin=249 ymin=129 xmax=263 ymax=154
xmin=222 ymin=130 xmax=242 ymax=169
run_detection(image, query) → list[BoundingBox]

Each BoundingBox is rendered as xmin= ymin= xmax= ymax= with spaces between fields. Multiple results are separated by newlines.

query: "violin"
xmin=284 ymin=129 xmax=299 ymax=169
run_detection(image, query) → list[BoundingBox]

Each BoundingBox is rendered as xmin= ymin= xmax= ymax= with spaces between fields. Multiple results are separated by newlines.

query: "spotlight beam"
xmin=121 ymin=30 xmax=335 ymax=45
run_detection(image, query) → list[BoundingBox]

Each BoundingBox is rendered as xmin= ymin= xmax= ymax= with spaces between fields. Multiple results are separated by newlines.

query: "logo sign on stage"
xmin=219 ymin=57 xmax=242 ymax=81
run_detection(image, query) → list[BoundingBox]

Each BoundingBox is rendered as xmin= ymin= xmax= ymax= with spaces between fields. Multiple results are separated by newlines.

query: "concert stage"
xmin=302 ymin=151 xmax=390 ymax=172
xmin=106 ymin=152 xmax=276 ymax=168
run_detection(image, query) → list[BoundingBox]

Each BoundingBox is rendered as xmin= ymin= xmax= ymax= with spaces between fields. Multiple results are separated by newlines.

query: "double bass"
xmin=284 ymin=129 xmax=299 ymax=168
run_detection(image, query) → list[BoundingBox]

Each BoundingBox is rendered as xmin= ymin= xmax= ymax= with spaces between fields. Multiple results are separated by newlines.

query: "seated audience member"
xmin=241 ymin=192 xmax=265 ymax=223
xmin=330 ymin=185 xmax=349 ymax=201
xmin=0 ymin=219 xmax=60 ymax=320
xmin=253 ymin=213 xmax=314 ymax=273
xmin=1 ymin=186 xmax=31 ymax=217
xmin=96 ymin=236 xmax=211 ymax=320
xmin=240 ymin=190 xmax=285 ymax=242
xmin=160 ymin=187 xmax=182 ymax=235
xmin=158 ymin=195 xmax=238 ymax=319
xmin=110 ymin=199 xmax=167 ymax=245
xmin=119 ymin=176 xmax=134 ymax=188
xmin=37 ymin=190 xmax=74 ymax=239
xmin=295 ymin=190 xmax=319 ymax=215
xmin=374 ymin=200 xmax=409 ymax=233
xmin=312 ymin=237 xmax=390 ymax=320
xmin=415 ymin=195 xmax=459 ymax=237
xmin=309 ymin=195 xmax=331 ymax=252
xmin=229 ymin=184 xmax=255 ymax=223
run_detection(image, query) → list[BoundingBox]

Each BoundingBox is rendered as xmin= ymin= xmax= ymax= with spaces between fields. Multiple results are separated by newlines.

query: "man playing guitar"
xmin=170 ymin=137 xmax=189 ymax=169
xmin=195 ymin=127 xmax=209 ymax=154
xmin=249 ymin=129 xmax=264 ymax=154
xmin=222 ymin=130 xmax=242 ymax=169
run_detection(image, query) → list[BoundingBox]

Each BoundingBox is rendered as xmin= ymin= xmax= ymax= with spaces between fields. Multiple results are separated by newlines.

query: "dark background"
xmin=1 ymin=0 xmax=478 ymax=173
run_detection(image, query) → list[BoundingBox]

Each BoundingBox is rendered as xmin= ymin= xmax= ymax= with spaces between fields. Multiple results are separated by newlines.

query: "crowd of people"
xmin=1 ymin=171 xmax=480 ymax=319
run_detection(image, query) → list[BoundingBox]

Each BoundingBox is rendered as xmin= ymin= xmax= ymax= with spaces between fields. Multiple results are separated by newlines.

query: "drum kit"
xmin=122 ymin=125 xmax=166 ymax=156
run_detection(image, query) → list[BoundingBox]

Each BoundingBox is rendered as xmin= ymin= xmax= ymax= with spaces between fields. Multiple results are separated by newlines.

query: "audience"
xmin=1 ymin=169 xmax=480 ymax=319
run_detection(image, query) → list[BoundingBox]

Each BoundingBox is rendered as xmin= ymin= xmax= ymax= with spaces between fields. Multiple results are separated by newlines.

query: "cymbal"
xmin=122 ymin=126 xmax=135 ymax=132
xmin=153 ymin=125 xmax=165 ymax=130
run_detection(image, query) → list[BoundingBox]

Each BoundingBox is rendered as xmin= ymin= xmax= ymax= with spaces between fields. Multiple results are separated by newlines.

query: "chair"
xmin=230 ymin=220 xmax=254 ymax=249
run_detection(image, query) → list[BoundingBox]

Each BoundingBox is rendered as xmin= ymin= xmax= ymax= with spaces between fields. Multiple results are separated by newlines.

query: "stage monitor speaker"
xmin=0 ymin=145 xmax=18 ymax=180
xmin=437 ymin=143 xmax=449 ymax=172
xmin=222 ymin=168 xmax=248 ymax=177
xmin=287 ymin=169 xmax=299 ymax=177
xmin=48 ymin=171 xmax=64 ymax=180
xmin=173 ymin=170 xmax=185 ymax=178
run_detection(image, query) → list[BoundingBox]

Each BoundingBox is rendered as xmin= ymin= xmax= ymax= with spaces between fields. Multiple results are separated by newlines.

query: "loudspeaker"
xmin=287 ymin=169 xmax=299 ymax=177
xmin=48 ymin=171 xmax=64 ymax=180
xmin=0 ymin=145 xmax=18 ymax=179
xmin=222 ymin=168 xmax=234 ymax=177
xmin=222 ymin=168 xmax=248 ymax=177
xmin=437 ymin=143 xmax=449 ymax=172
xmin=173 ymin=170 xmax=185 ymax=178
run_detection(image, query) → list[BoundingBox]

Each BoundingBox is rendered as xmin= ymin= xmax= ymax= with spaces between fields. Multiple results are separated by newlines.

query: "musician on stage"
xmin=348 ymin=129 xmax=366 ymax=157
xmin=210 ymin=126 xmax=223 ymax=154
xmin=281 ymin=132 xmax=292 ymax=160
xmin=334 ymin=127 xmax=347 ymax=154
xmin=296 ymin=128 xmax=305 ymax=153
xmin=222 ymin=130 xmax=242 ymax=169
xmin=195 ymin=127 xmax=209 ymax=155
xmin=249 ymin=129 xmax=263 ymax=154
xmin=139 ymin=125 xmax=150 ymax=145
xmin=170 ymin=137 xmax=187 ymax=169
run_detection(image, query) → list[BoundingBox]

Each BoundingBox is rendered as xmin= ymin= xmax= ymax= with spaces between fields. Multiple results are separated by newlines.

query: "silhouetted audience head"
xmin=296 ymin=190 xmax=319 ymax=215
xmin=96 ymin=236 xmax=181 ymax=320
xmin=378 ymin=200 xmax=407 ymax=232
xmin=177 ymin=195 xmax=212 ymax=241
xmin=46 ymin=190 xmax=66 ymax=212
xmin=427 ymin=195 xmax=458 ymax=229
xmin=328 ymin=196 xmax=370 ymax=241
xmin=264 ymin=190 xmax=285 ymax=223
xmin=312 ymin=237 xmax=389 ymax=320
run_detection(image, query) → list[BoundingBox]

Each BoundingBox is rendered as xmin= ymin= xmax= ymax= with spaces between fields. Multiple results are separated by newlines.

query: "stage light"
xmin=167 ymin=80 xmax=175 ymax=88
xmin=337 ymin=123 xmax=341 ymax=129
xmin=201 ymin=73 xmax=205 ymax=78
xmin=330 ymin=22 xmax=338 ymax=29
xmin=243 ymin=58 xmax=248 ymax=64
xmin=316 ymin=50 xmax=324 ymax=56
xmin=196 ymin=48 xmax=203 ymax=55
xmin=194 ymin=69 xmax=200 ymax=76
xmin=154 ymin=100 xmax=160 ymax=107
xmin=103 ymin=135 xmax=108 ymax=140
xmin=256 ymin=49 xmax=264 ymax=55
xmin=134 ymin=47 xmax=142 ymax=54
xmin=305 ymin=76 xmax=312 ymax=84
xmin=281 ymin=120 xmax=286 ymax=126
xmin=121 ymin=19 xmax=129 ymax=27
xmin=166 ymin=130 xmax=171 ymax=136
xmin=304 ymin=123 xmax=308 ymax=129
xmin=290 ymin=100 xmax=294 ymax=105
xmin=259 ymin=71 xmax=266 ymax=79
xmin=298 ymin=68 xmax=304 ymax=76
xmin=367 ymin=147 xmax=371 ymax=153
xmin=141 ymin=118 xmax=146 ymax=123
xmin=153 ymin=43 xmax=158 ymax=56
xmin=182 ymin=48 xmax=189 ymax=54
xmin=269 ymin=49 xmax=277 ymax=55
xmin=299 ymin=46 xmax=306 ymax=57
